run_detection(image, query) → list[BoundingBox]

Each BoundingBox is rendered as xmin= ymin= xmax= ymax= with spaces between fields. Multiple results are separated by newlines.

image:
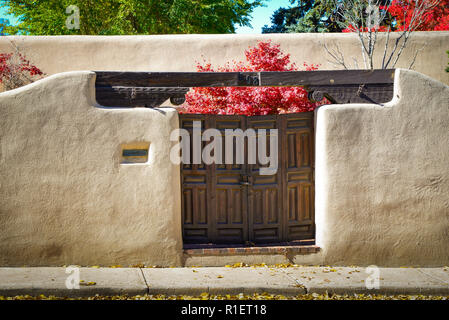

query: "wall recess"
xmin=120 ymin=142 xmax=150 ymax=164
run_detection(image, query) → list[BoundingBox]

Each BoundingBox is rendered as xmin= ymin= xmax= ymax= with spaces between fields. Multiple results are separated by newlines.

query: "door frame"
xmin=180 ymin=112 xmax=315 ymax=245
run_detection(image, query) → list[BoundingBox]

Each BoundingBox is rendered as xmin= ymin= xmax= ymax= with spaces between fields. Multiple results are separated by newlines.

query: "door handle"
xmin=240 ymin=181 xmax=252 ymax=186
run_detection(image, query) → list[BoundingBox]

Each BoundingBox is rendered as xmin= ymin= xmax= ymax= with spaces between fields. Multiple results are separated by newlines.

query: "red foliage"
xmin=181 ymin=41 xmax=325 ymax=115
xmin=388 ymin=0 xmax=449 ymax=31
xmin=342 ymin=1 xmax=449 ymax=32
xmin=0 ymin=51 xmax=44 ymax=90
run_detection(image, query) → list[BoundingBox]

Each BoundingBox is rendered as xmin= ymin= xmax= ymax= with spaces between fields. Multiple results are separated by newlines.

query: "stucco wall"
xmin=0 ymin=71 xmax=183 ymax=267
xmin=1 ymin=68 xmax=448 ymax=267
xmin=315 ymin=68 xmax=449 ymax=267
xmin=0 ymin=32 xmax=448 ymax=85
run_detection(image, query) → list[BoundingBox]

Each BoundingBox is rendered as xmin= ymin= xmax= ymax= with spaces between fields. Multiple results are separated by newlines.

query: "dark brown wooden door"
xmin=209 ymin=115 xmax=249 ymax=243
xmin=180 ymin=114 xmax=249 ymax=244
xmin=282 ymin=113 xmax=315 ymax=241
xmin=180 ymin=113 xmax=314 ymax=244
xmin=246 ymin=115 xmax=284 ymax=243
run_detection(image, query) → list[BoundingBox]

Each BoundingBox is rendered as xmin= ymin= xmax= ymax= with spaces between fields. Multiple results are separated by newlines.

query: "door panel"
xmin=209 ymin=116 xmax=248 ymax=244
xmin=282 ymin=113 xmax=315 ymax=241
xmin=180 ymin=115 xmax=210 ymax=243
xmin=246 ymin=115 xmax=283 ymax=243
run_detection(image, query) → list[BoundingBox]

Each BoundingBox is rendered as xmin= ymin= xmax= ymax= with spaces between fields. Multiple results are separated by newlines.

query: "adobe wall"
xmin=0 ymin=67 xmax=448 ymax=267
xmin=0 ymin=71 xmax=183 ymax=266
xmin=315 ymin=68 xmax=449 ymax=267
xmin=0 ymin=32 xmax=448 ymax=85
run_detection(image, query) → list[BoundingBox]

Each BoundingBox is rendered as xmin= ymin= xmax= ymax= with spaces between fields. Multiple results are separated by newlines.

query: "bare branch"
xmin=408 ymin=42 xmax=427 ymax=69
xmin=322 ymin=41 xmax=349 ymax=69
xmin=331 ymin=0 xmax=441 ymax=70
xmin=0 ymin=38 xmax=44 ymax=91
xmin=381 ymin=26 xmax=391 ymax=69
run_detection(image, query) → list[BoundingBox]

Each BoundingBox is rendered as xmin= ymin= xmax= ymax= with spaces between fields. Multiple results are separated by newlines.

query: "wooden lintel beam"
xmin=95 ymin=72 xmax=259 ymax=87
xmin=259 ymin=69 xmax=395 ymax=86
xmin=95 ymin=70 xmax=395 ymax=88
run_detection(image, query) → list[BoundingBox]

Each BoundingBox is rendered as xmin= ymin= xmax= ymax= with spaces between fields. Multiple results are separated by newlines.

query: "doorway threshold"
xmin=183 ymin=239 xmax=322 ymax=267
xmin=183 ymin=239 xmax=320 ymax=256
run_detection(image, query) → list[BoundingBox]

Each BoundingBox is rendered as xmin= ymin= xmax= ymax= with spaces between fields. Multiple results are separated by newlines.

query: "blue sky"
xmin=236 ymin=0 xmax=293 ymax=34
xmin=0 ymin=0 xmax=293 ymax=34
xmin=0 ymin=6 xmax=18 ymax=25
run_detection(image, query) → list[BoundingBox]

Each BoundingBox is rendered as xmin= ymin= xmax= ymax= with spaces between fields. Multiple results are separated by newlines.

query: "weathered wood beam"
xmin=94 ymin=70 xmax=396 ymax=108
xmin=95 ymin=72 xmax=259 ymax=87
xmin=259 ymin=69 xmax=395 ymax=86
xmin=95 ymin=70 xmax=395 ymax=87
xmin=95 ymin=86 xmax=189 ymax=108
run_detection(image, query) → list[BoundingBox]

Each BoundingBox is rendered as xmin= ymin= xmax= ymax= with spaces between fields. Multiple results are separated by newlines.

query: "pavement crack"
xmin=139 ymin=268 xmax=150 ymax=294
xmin=268 ymin=266 xmax=308 ymax=293
xmin=417 ymin=268 xmax=449 ymax=285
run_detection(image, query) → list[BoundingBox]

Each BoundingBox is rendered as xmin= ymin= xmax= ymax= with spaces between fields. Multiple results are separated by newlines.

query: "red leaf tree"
xmin=181 ymin=41 xmax=325 ymax=115
xmin=0 ymin=50 xmax=44 ymax=91
xmin=341 ymin=0 xmax=449 ymax=32
xmin=388 ymin=0 xmax=449 ymax=31
xmin=333 ymin=0 xmax=446 ymax=69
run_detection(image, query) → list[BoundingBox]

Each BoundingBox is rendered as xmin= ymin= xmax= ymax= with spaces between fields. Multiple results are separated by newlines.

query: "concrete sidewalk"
xmin=0 ymin=266 xmax=448 ymax=298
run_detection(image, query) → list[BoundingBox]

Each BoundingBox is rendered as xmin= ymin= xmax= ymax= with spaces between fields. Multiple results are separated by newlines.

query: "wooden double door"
xmin=180 ymin=113 xmax=314 ymax=244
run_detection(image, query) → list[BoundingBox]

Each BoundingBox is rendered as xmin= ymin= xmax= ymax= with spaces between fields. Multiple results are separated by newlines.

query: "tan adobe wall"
xmin=0 ymin=68 xmax=448 ymax=267
xmin=315 ymin=68 xmax=449 ymax=267
xmin=0 ymin=71 xmax=183 ymax=267
xmin=0 ymin=32 xmax=448 ymax=85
